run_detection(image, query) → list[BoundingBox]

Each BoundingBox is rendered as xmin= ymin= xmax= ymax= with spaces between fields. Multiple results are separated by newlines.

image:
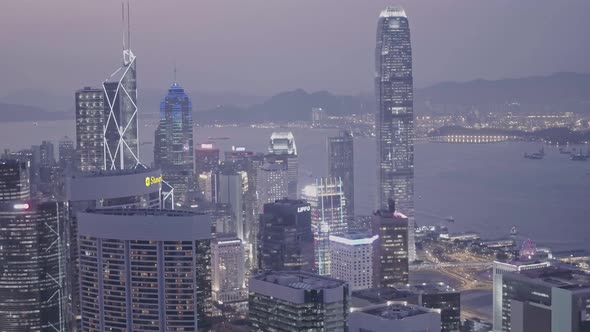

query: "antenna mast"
xmin=121 ymin=2 xmax=125 ymax=50
xmin=127 ymin=1 xmax=131 ymax=50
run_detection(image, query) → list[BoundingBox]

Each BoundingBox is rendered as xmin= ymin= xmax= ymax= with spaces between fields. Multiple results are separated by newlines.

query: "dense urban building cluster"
xmin=1 ymin=5 xmax=589 ymax=332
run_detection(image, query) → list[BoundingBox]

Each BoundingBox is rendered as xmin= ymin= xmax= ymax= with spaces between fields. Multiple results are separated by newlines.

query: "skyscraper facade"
xmin=103 ymin=48 xmax=139 ymax=170
xmin=0 ymin=163 xmax=66 ymax=331
xmin=328 ymin=130 xmax=354 ymax=219
xmin=268 ymin=132 xmax=298 ymax=198
xmin=302 ymin=178 xmax=348 ymax=276
xmin=211 ymin=235 xmax=247 ymax=304
xmin=217 ymin=171 xmax=246 ymax=240
xmin=256 ymin=161 xmax=288 ymax=213
xmin=249 ymin=271 xmax=349 ymax=331
xmin=59 ymin=136 xmax=75 ymax=172
xmin=329 ymin=232 xmax=377 ymax=290
xmin=375 ymin=6 xmax=416 ymax=261
xmin=500 ymin=266 xmax=590 ymax=332
xmin=492 ymin=260 xmax=551 ymax=330
xmin=75 ymin=87 xmax=105 ymax=172
xmin=154 ymin=82 xmax=194 ymax=204
xmin=77 ymin=209 xmax=212 ymax=331
xmin=39 ymin=140 xmax=56 ymax=167
xmin=372 ymin=201 xmax=409 ymax=287
xmin=195 ymin=143 xmax=220 ymax=176
xmin=0 ymin=160 xmax=30 ymax=201
xmin=258 ymin=199 xmax=314 ymax=272
xmin=65 ymin=167 xmax=164 ymax=328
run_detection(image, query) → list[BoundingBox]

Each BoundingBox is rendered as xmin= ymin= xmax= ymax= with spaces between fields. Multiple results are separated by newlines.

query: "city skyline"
xmin=0 ymin=2 xmax=589 ymax=331
xmin=1 ymin=1 xmax=589 ymax=97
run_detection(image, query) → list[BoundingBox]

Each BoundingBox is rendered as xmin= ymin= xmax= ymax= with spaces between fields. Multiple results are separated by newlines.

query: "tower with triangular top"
xmin=103 ymin=1 xmax=139 ymax=170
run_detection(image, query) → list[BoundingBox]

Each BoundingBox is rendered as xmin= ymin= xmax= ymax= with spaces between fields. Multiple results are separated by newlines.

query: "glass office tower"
xmin=302 ymin=178 xmax=348 ymax=276
xmin=375 ymin=6 xmax=416 ymax=261
xmin=154 ymin=82 xmax=194 ymax=204
xmin=258 ymin=199 xmax=314 ymax=272
xmin=328 ymin=130 xmax=354 ymax=219
xmin=0 ymin=162 xmax=66 ymax=332
xmin=103 ymin=48 xmax=139 ymax=170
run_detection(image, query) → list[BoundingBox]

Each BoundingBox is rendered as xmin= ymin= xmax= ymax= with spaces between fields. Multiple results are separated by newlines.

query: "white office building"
xmin=256 ymin=162 xmax=288 ymax=212
xmin=330 ymin=232 xmax=377 ymax=291
xmin=211 ymin=235 xmax=247 ymax=304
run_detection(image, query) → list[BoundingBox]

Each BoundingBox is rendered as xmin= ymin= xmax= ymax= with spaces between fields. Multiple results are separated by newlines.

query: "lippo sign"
xmin=145 ymin=175 xmax=163 ymax=187
xmin=297 ymin=205 xmax=311 ymax=213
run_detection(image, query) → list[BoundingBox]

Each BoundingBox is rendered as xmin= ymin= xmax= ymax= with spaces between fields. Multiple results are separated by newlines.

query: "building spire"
xmin=174 ymin=61 xmax=177 ymax=83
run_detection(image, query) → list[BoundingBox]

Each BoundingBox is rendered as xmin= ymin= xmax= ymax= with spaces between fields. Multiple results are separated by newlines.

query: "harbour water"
xmin=1 ymin=120 xmax=588 ymax=251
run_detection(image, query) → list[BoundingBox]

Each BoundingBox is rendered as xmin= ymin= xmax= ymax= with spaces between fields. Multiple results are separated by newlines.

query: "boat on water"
xmin=570 ymin=153 xmax=588 ymax=161
xmin=524 ymin=147 xmax=544 ymax=159
xmin=510 ymin=226 xmax=518 ymax=236
xmin=444 ymin=216 xmax=455 ymax=223
xmin=208 ymin=136 xmax=230 ymax=141
xmin=524 ymin=152 xmax=543 ymax=160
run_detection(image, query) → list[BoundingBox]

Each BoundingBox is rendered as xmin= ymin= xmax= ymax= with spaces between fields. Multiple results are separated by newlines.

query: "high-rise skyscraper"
xmin=0 ymin=160 xmax=30 ymax=201
xmin=375 ymin=6 xmax=416 ymax=261
xmin=329 ymin=232 xmax=377 ymax=291
xmin=492 ymin=260 xmax=551 ymax=331
xmin=256 ymin=161 xmax=288 ymax=213
xmin=499 ymin=266 xmax=590 ymax=332
xmin=409 ymin=284 xmax=461 ymax=332
xmin=0 ymin=161 xmax=67 ymax=332
xmin=249 ymin=271 xmax=349 ymax=331
xmin=372 ymin=200 xmax=409 ymax=287
xmin=65 ymin=167 xmax=164 ymax=328
xmin=328 ymin=130 xmax=354 ymax=219
xmin=217 ymin=170 xmax=246 ymax=240
xmin=102 ymin=8 xmax=139 ymax=171
xmin=59 ymin=136 xmax=75 ymax=172
xmin=211 ymin=235 xmax=247 ymax=304
xmin=0 ymin=201 xmax=67 ymax=332
xmin=258 ymin=199 xmax=314 ymax=272
xmin=77 ymin=208 xmax=212 ymax=331
xmin=268 ymin=132 xmax=298 ymax=198
xmin=75 ymin=87 xmax=105 ymax=171
xmin=39 ymin=140 xmax=56 ymax=167
xmin=154 ymin=82 xmax=194 ymax=204
xmin=195 ymin=143 xmax=220 ymax=176
xmin=302 ymin=178 xmax=348 ymax=276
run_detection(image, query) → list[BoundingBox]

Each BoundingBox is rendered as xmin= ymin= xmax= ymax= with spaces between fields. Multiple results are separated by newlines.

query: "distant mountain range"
xmin=194 ymin=89 xmax=373 ymax=123
xmin=0 ymin=103 xmax=71 ymax=122
xmin=1 ymin=72 xmax=589 ymax=123
xmin=415 ymin=72 xmax=590 ymax=114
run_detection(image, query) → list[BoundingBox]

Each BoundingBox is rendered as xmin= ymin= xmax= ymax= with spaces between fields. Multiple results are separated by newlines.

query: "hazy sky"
xmin=1 ymin=0 xmax=589 ymax=96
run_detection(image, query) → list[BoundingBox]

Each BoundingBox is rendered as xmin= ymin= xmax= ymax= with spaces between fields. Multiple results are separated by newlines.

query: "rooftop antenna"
xmin=121 ymin=2 xmax=126 ymax=50
xmin=127 ymin=1 xmax=131 ymax=50
xmin=174 ymin=61 xmax=177 ymax=83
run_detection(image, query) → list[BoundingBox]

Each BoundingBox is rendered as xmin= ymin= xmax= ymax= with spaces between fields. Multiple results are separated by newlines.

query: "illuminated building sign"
xmin=145 ymin=175 xmax=163 ymax=187
xmin=297 ymin=206 xmax=311 ymax=213
xmin=13 ymin=203 xmax=30 ymax=210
